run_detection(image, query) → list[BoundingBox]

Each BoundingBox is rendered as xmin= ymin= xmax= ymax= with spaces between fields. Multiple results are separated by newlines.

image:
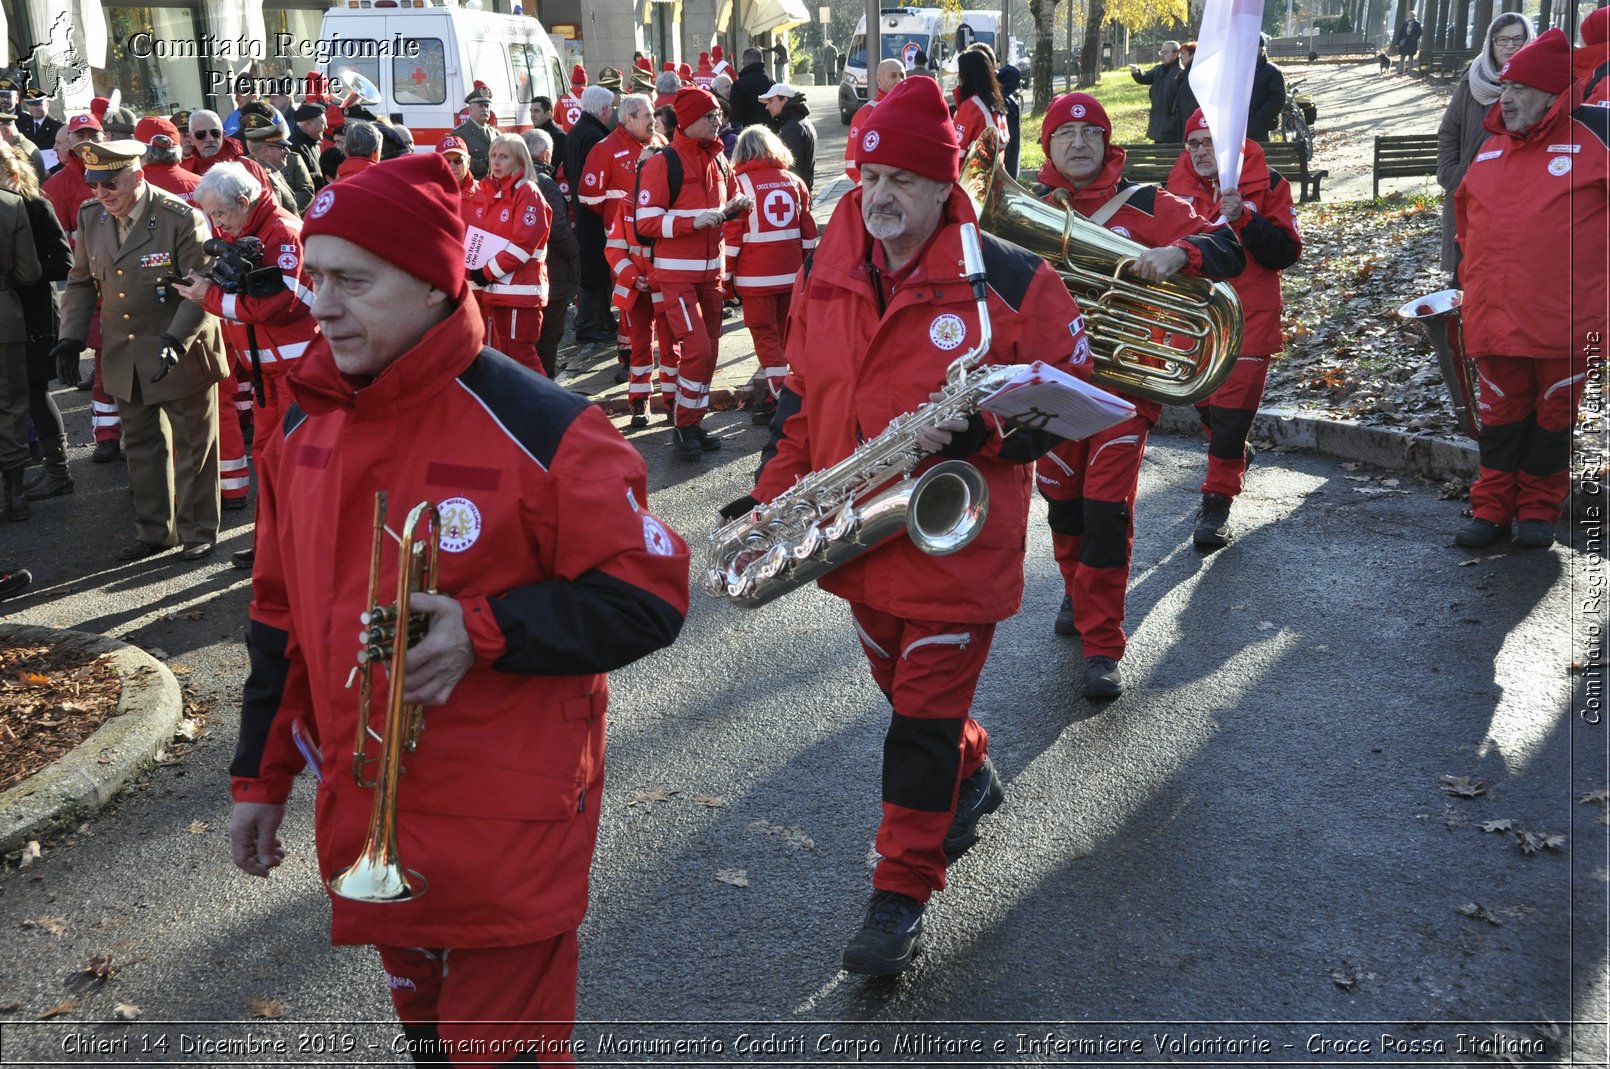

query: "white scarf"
xmin=1467 ymin=14 xmax=1535 ymax=106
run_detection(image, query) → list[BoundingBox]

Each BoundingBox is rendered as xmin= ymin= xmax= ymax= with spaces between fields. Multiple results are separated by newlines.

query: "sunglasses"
xmin=87 ymin=176 xmax=125 ymax=191
xmin=192 ymin=129 xmax=222 ymax=140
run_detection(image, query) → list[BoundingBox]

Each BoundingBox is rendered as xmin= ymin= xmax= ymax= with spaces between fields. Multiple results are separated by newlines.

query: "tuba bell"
xmin=328 ymin=492 xmax=441 ymax=904
xmin=1398 ymin=289 xmax=1479 ymax=439
xmin=961 ymin=130 xmax=1244 ymax=407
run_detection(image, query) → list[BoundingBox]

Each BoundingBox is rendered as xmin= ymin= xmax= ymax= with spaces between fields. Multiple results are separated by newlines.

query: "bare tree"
xmin=1081 ymin=0 xmax=1107 ymax=87
xmin=1030 ymin=0 xmax=1061 ymax=114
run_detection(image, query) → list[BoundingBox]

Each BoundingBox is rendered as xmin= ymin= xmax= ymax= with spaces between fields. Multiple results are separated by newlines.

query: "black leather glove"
xmin=468 ymin=267 xmax=491 ymax=287
xmin=718 ymin=494 xmax=759 ymax=522
xmin=51 ymin=338 xmax=84 ymax=388
xmin=935 ymin=412 xmax=991 ymax=459
xmin=150 ymin=334 xmax=182 ymax=383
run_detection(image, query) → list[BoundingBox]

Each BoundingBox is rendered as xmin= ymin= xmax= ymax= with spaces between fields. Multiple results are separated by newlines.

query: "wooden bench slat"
xmin=1372 ymin=133 xmax=1440 ymax=197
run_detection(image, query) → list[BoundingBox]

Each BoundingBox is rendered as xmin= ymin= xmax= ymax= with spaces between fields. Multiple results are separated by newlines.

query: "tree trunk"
xmin=1080 ymin=0 xmax=1105 ymax=87
xmin=1537 ymin=0 xmax=1553 ymax=32
xmin=1471 ymin=0 xmax=1494 ymax=41
xmin=1030 ymin=0 xmax=1060 ymax=115
xmin=1453 ymin=0 xmax=1470 ymax=50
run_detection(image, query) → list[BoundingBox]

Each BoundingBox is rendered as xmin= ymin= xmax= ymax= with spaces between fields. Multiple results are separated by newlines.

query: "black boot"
xmin=3 ymin=467 xmax=29 ymax=522
xmin=24 ymin=435 xmax=73 ymax=500
xmin=1193 ymin=493 xmax=1232 ymax=549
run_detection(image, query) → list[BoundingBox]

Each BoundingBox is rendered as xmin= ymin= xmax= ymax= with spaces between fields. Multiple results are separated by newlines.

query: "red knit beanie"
xmin=855 ymin=76 xmax=960 ymax=184
xmin=678 ymin=62 xmax=694 ymax=81
xmin=635 ymin=56 xmax=654 ymax=74
xmin=303 ymin=154 xmax=466 ymax=298
xmin=1581 ymin=6 xmax=1608 ymax=46
xmin=712 ymin=45 xmax=725 ymax=62
xmin=1500 ymin=28 xmax=1573 ymax=93
xmin=1184 ymin=108 xmax=1209 ymax=135
xmin=570 ymin=64 xmax=587 ymax=89
xmin=1040 ymin=93 xmax=1112 ymax=157
xmin=673 ymin=86 xmax=720 ymax=130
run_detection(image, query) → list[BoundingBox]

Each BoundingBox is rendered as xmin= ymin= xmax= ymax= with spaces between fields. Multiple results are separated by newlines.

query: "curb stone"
xmin=0 ymin=624 xmax=183 ymax=856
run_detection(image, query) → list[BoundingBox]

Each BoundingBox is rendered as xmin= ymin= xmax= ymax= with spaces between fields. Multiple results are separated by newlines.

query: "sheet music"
xmin=979 ymin=361 xmax=1136 ymax=442
xmin=463 ymin=226 xmax=510 ymax=270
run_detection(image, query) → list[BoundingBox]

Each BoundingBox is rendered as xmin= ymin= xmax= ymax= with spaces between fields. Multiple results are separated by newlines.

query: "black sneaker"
xmin=1515 ymin=520 xmax=1555 ymax=549
xmin=672 ymin=427 xmax=705 ymax=459
xmin=0 ymin=566 xmax=31 ymax=600
xmin=1194 ymin=493 xmax=1232 ymax=549
xmin=842 ymin=890 xmax=925 ymax=976
xmin=628 ymin=402 xmax=649 ymax=429
xmin=92 ymin=440 xmax=122 ymax=464
xmin=1455 ymin=517 xmax=1507 ymax=548
xmin=1053 ymin=594 xmax=1078 ymax=636
xmin=1084 ymin=656 xmax=1123 ymax=699
xmin=943 ymin=757 xmax=1004 ymax=862
xmin=750 ymin=398 xmax=777 ymax=426
xmin=689 ymin=424 xmax=721 ymax=452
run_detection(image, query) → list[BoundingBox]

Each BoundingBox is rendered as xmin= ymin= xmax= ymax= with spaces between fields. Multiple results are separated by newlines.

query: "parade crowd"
xmin=0 ymin=14 xmax=1605 ymax=1066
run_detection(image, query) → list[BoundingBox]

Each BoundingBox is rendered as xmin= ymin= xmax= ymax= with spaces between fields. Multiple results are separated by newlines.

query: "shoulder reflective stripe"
xmin=735 ymin=272 xmax=799 ymax=287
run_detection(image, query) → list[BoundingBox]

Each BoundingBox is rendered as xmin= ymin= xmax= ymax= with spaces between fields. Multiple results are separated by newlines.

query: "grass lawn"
xmin=1017 ymin=70 xmax=1154 ymax=173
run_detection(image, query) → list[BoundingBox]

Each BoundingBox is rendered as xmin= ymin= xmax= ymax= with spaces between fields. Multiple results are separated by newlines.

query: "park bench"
xmin=1372 ymin=133 xmax=1441 ymax=197
xmin=1117 ymin=141 xmax=1328 ymax=203
xmin=1418 ymin=49 xmax=1475 ymax=77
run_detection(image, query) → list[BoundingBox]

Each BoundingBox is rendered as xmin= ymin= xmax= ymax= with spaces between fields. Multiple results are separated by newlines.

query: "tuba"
xmin=962 ymin=130 xmax=1244 ymax=406
xmin=1398 ymin=289 xmax=1479 ymax=439
xmin=328 ymin=493 xmax=441 ymax=903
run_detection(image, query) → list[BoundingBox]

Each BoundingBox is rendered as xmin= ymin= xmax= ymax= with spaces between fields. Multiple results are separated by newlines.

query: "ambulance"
xmin=838 ymin=6 xmax=946 ymax=124
xmin=317 ymin=0 xmax=566 ymax=144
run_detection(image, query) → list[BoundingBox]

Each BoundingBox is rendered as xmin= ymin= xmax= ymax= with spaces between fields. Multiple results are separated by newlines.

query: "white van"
xmin=943 ymin=10 xmax=1002 ymax=73
xmin=318 ymin=0 xmax=566 ymax=146
xmin=838 ymin=6 xmax=945 ymax=124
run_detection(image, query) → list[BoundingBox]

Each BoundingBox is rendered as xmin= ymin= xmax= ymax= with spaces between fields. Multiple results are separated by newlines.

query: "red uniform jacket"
xmin=604 ymin=203 xmax=659 ymax=311
xmin=1455 ymin=96 xmax=1609 ymax=359
xmin=723 ymin=161 xmax=818 ymax=296
xmin=467 ymin=173 xmax=552 ymax=308
xmin=231 ymin=295 xmax=689 ymax=948
xmin=200 ymin=191 xmax=318 ymax=371
xmin=1037 ymin=147 xmax=1246 ymax=422
xmin=753 ymin=186 xmax=1090 ymax=623
xmin=42 ymin=156 xmax=91 ymax=239
xmin=845 ymin=99 xmax=877 ymax=181
xmin=184 ymin=137 xmax=274 ymax=193
xmin=954 ymin=94 xmax=1010 ymax=156
xmin=577 ymin=126 xmax=647 ymax=229
xmin=143 ymin=161 xmax=202 ymax=202
xmin=635 ymin=132 xmax=736 ymax=285
xmin=1166 ymin=139 xmax=1302 ymax=356
xmin=556 ymin=91 xmax=584 ymax=132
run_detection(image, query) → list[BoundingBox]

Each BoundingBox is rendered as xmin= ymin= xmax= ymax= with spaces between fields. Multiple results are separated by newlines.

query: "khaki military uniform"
xmin=450 ymin=119 xmax=495 ymax=179
xmin=60 ymin=180 xmax=230 ymax=547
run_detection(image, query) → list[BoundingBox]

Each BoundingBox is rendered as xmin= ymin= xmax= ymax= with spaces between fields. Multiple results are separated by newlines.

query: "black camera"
xmin=202 ymin=236 xmax=283 ymax=298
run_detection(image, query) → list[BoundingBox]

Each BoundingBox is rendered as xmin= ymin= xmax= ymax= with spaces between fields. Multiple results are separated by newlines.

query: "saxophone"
xmin=704 ymin=223 xmax=1009 ymax=610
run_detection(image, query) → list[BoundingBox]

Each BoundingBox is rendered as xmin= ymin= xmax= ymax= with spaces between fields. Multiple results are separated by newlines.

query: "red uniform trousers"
xmin=485 ymin=306 xmax=546 ymax=376
xmin=659 ymin=280 xmax=723 ymax=428
xmin=90 ymin=353 xmax=121 ymax=444
xmin=1037 ymin=412 xmax=1152 ymax=660
xmin=621 ymin=290 xmax=682 ymax=404
xmin=379 ymin=932 xmax=578 ymax=1067
xmin=217 ymin=385 xmax=249 ymax=504
xmin=232 ymin=363 xmax=254 ymax=430
xmin=740 ymin=292 xmax=790 ymax=399
xmin=1471 ymin=355 xmax=1586 ymax=526
xmin=850 ymin=603 xmax=993 ymax=903
xmin=1193 ymin=354 xmax=1270 ymax=498
xmin=653 ymin=309 xmax=682 ymax=407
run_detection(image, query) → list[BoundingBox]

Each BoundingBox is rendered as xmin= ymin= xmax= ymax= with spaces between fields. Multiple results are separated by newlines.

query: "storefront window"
xmin=260 ymin=7 xmax=325 ymax=83
xmin=395 ymin=39 xmax=445 ymax=105
xmin=97 ymin=6 xmax=206 ymax=115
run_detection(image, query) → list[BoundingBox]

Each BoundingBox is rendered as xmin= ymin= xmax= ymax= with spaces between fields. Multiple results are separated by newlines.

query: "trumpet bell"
xmin=1398 ymin=289 xmax=1479 ymax=438
xmin=335 ymin=68 xmax=383 ymax=108
xmin=328 ymin=857 xmax=427 ymax=903
xmin=961 ymin=129 xmax=1244 ymax=407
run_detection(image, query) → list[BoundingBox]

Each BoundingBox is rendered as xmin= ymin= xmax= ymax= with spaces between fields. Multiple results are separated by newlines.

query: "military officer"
xmin=0 ymin=106 xmax=47 ymax=182
xmin=451 ymin=82 xmax=496 ymax=179
xmin=19 ymin=91 xmax=62 ymax=159
xmin=239 ymin=102 xmax=314 ymax=213
xmin=54 ymin=140 xmax=231 ymax=562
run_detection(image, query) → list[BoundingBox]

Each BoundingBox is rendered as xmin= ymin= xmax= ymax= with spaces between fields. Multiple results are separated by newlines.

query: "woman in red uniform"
xmin=466 ymin=134 xmax=552 ymax=374
xmin=952 ymin=50 xmax=1010 ymax=157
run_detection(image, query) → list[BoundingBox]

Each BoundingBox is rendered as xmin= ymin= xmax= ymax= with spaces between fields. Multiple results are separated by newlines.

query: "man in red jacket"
xmin=1033 ymin=92 xmax=1244 ymax=698
xmin=635 ymin=87 xmax=744 ymax=457
xmin=227 ymin=154 xmax=689 ymax=1060
xmin=1167 ymin=109 xmax=1302 ymax=547
xmin=728 ymin=77 xmax=1091 ymax=976
xmin=844 ymin=59 xmax=905 ymax=183
xmin=1454 ymin=29 xmax=1608 ymax=548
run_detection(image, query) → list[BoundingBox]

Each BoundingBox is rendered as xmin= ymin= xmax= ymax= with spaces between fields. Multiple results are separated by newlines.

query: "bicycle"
xmin=1278 ymin=78 xmax=1317 ymax=160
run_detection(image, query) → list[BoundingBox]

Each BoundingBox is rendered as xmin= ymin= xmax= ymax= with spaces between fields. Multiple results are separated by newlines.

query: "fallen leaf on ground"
xmin=187 ymin=820 xmax=208 ymax=835
xmin=1457 ymin=902 xmax=1502 ymax=925
xmin=112 ymin=1002 xmax=141 ymax=1021
xmin=38 ymin=999 xmax=76 ymax=1019
xmin=1479 ymin=819 xmax=1516 ymax=832
xmin=748 ymin=820 xmax=817 ymax=850
xmin=715 ymin=868 xmax=749 ymax=887
xmin=82 ymin=954 xmax=118 ymax=980
xmin=1516 ymin=831 xmax=1566 ymax=856
xmin=174 ymin=718 xmax=203 ymax=741
xmin=18 ymin=840 xmax=41 ymax=868
xmin=247 ymin=996 xmax=286 ymax=1019
xmin=1329 ymin=963 xmax=1364 ymax=991
xmin=692 ymin=794 xmax=729 ymax=808
xmin=627 ymin=788 xmax=679 ymax=807
xmin=22 ymin=916 xmax=67 ymax=935
xmin=1438 ymin=774 xmax=1486 ymax=798
xmin=1257 ymin=621 xmax=1276 ymax=631
xmin=1581 ymin=787 xmax=1609 ymax=805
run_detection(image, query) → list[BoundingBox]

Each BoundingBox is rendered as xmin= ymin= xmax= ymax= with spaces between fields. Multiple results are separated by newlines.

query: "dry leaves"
xmin=23 ymin=916 xmax=67 ymax=936
xmin=627 ymin=788 xmax=679 ymax=807
xmin=187 ymin=820 xmax=209 ymax=835
xmin=17 ymin=840 xmax=42 ymax=868
xmin=692 ymin=794 xmax=729 ymax=808
xmin=1479 ymin=819 xmax=1516 ymax=833
xmin=1329 ymin=962 xmax=1367 ymax=991
xmin=1516 ymin=831 xmax=1567 ymax=857
xmin=714 ymin=868 xmax=750 ymax=887
xmin=0 ymin=645 xmax=123 ymax=793
xmin=1581 ymin=787 xmax=1609 ymax=806
xmin=82 ymin=954 xmax=118 ymax=981
xmin=38 ymin=999 xmax=76 ymax=1019
xmin=1438 ymin=774 xmax=1486 ymax=798
xmin=1457 ymin=902 xmax=1502 ymax=926
xmin=748 ymin=820 xmax=817 ymax=850
xmin=112 ymin=1002 xmax=141 ymax=1021
xmin=246 ymin=996 xmax=286 ymax=1019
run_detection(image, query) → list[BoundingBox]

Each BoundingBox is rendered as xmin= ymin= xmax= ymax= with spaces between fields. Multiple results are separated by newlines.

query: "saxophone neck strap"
xmin=1088 ymin=183 xmax=1143 ymax=228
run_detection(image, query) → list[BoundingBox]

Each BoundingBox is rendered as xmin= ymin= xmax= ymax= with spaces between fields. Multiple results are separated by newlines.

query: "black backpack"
xmin=631 ymin=145 xmax=733 ymax=252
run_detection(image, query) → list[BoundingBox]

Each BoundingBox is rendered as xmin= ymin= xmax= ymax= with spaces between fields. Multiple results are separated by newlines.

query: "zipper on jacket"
xmin=902 ymin=632 xmax=972 ymax=660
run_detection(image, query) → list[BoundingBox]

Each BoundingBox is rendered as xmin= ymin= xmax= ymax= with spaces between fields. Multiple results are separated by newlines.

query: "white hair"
xmin=655 ymin=70 xmax=681 ymax=95
xmin=712 ymin=73 xmax=733 ymax=95
xmin=189 ymin=109 xmax=222 ymax=132
xmin=580 ymin=84 xmax=615 ymax=118
xmin=618 ymin=93 xmax=651 ymax=121
xmin=521 ymin=127 xmax=553 ymax=162
xmin=194 ymin=160 xmax=262 ymax=206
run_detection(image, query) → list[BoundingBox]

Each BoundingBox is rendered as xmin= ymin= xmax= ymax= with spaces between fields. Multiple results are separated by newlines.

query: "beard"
xmin=864 ymin=207 xmax=905 ymax=241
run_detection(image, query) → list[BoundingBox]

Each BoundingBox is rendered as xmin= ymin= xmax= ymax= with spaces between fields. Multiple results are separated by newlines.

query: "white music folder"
xmin=980 ymin=361 xmax=1136 ymax=443
xmin=463 ymin=226 xmax=510 ymax=270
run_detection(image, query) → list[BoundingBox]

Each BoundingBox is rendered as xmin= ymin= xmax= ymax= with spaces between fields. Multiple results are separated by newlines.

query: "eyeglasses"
xmin=1050 ymin=126 xmax=1103 ymax=145
xmin=1492 ymin=33 xmax=1527 ymax=47
xmin=192 ymin=129 xmax=222 ymax=140
xmin=1185 ymin=138 xmax=1214 ymax=150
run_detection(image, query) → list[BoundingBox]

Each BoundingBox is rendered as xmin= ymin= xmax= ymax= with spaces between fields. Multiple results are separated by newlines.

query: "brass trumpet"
xmin=962 ymin=130 xmax=1244 ymax=406
xmin=328 ymin=492 xmax=441 ymax=904
xmin=1398 ymin=289 xmax=1479 ymax=439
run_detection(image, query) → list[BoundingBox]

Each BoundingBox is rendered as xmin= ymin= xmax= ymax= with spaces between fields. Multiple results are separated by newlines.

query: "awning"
xmin=716 ymin=0 xmax=811 ymax=39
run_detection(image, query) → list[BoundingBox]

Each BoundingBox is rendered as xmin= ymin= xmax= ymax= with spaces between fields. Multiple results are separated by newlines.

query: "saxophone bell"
xmin=1397 ymin=289 xmax=1479 ymax=439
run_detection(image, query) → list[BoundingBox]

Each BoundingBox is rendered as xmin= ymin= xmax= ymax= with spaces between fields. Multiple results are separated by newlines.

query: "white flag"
xmin=1190 ymin=0 xmax=1266 ymax=191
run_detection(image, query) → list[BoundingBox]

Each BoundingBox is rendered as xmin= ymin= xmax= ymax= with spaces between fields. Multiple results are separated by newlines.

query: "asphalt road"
xmin=0 ymin=81 xmax=1604 ymax=1069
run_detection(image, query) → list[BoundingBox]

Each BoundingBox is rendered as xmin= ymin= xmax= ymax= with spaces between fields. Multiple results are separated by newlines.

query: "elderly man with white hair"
xmin=175 ymin=161 xmax=317 ymax=561
xmin=185 ymin=109 xmax=256 ymax=178
xmin=563 ymin=84 xmax=619 ymax=344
